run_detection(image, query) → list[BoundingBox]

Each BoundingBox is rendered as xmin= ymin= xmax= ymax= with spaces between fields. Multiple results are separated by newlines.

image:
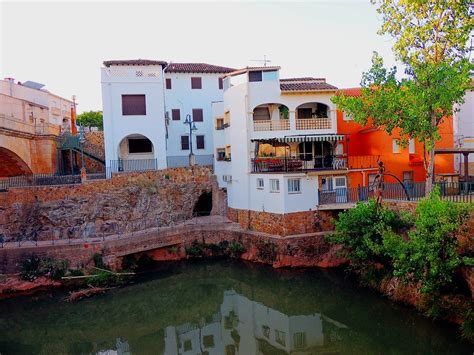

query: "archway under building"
xmin=193 ymin=191 xmax=212 ymax=216
xmin=115 ymin=134 xmax=156 ymax=171
xmin=0 ymin=147 xmax=33 ymax=177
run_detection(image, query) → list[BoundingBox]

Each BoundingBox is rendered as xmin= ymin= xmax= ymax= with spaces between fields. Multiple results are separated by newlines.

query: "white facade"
xmin=101 ymin=61 xmax=233 ymax=172
xmin=454 ymin=80 xmax=474 ymax=173
xmin=212 ymin=66 xmax=344 ymax=214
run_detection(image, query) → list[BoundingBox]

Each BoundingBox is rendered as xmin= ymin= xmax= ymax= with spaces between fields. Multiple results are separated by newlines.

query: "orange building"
xmin=338 ymin=88 xmax=454 ymax=188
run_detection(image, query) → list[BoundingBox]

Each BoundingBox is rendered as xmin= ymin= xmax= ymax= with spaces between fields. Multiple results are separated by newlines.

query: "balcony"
xmin=295 ymin=118 xmax=331 ymax=130
xmin=253 ymin=119 xmax=290 ymax=131
xmin=252 ymin=155 xmax=347 ymax=173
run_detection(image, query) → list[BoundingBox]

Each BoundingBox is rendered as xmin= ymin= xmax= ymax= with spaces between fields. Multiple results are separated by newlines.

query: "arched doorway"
xmin=295 ymin=102 xmax=331 ymax=130
xmin=193 ymin=191 xmax=212 ymax=216
xmin=0 ymin=147 xmax=33 ymax=177
xmin=116 ymin=134 xmax=156 ymax=171
xmin=252 ymin=103 xmax=289 ymax=131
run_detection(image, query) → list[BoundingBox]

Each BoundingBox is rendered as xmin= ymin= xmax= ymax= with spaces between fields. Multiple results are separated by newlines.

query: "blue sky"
xmin=1 ymin=1 xmax=400 ymax=112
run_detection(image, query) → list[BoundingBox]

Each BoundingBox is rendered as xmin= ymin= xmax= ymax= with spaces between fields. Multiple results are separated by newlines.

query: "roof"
xmin=165 ymin=63 xmax=236 ymax=74
xmin=103 ymin=59 xmax=168 ymax=67
xmin=340 ymin=87 xmax=362 ymax=97
xmin=280 ymin=80 xmax=338 ymax=92
xmin=280 ymin=77 xmax=326 ymax=82
xmin=224 ymin=66 xmax=281 ymax=78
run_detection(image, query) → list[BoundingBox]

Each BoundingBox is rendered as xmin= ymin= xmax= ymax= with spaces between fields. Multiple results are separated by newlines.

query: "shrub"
xmin=229 ymin=240 xmax=246 ymax=258
xmin=92 ymin=253 xmax=106 ymax=269
xmin=255 ymin=240 xmax=278 ymax=263
xmin=329 ymin=199 xmax=408 ymax=270
xmin=19 ymin=255 xmax=69 ymax=281
xmin=384 ymin=188 xmax=471 ymax=294
xmin=185 ymin=240 xmax=205 ymax=257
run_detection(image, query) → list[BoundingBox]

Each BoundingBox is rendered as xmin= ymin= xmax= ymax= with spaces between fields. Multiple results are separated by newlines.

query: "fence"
xmin=1 ymin=174 xmax=82 ymax=190
xmin=109 ymin=159 xmax=158 ymax=173
xmin=318 ymin=181 xmax=474 ymax=205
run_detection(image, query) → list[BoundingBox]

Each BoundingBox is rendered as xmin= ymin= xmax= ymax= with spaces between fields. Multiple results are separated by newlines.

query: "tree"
xmin=76 ymin=111 xmax=103 ymax=130
xmin=332 ymin=1 xmax=473 ymax=193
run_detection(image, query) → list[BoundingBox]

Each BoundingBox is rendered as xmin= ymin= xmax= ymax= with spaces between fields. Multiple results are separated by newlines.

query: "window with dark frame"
xmin=128 ymin=138 xmax=152 ymax=153
xmin=191 ymin=77 xmax=202 ymax=89
xmin=122 ymin=94 xmax=146 ymax=115
xmin=218 ymin=77 xmax=223 ymax=90
xmin=166 ymin=78 xmax=172 ymax=89
xmin=193 ymin=108 xmax=204 ymax=122
xmin=181 ymin=136 xmax=190 ymax=150
xmin=171 ymin=109 xmax=181 ymax=121
xmin=249 ymin=71 xmax=263 ymax=82
xmin=196 ymin=135 xmax=205 ymax=150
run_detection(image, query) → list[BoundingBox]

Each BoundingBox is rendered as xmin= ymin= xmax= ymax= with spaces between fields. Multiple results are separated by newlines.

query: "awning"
xmin=252 ymin=134 xmax=345 ymax=143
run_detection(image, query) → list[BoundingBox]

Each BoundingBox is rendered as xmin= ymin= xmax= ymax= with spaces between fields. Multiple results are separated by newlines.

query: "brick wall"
xmin=0 ymin=167 xmax=215 ymax=242
xmin=227 ymin=207 xmax=337 ymax=236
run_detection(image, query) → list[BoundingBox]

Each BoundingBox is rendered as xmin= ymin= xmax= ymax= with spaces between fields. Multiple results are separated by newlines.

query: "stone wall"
xmin=0 ymin=167 xmax=214 ymax=242
xmin=227 ymin=207 xmax=337 ymax=236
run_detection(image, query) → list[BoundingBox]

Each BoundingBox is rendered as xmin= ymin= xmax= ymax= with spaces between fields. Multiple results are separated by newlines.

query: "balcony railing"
xmin=296 ymin=118 xmax=331 ymax=130
xmin=252 ymin=155 xmax=348 ymax=173
xmin=253 ymin=120 xmax=290 ymax=131
xmin=0 ymin=114 xmax=61 ymax=136
xmin=109 ymin=159 xmax=158 ymax=172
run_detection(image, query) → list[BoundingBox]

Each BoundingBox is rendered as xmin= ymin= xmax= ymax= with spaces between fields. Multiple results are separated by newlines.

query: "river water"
xmin=0 ymin=261 xmax=472 ymax=354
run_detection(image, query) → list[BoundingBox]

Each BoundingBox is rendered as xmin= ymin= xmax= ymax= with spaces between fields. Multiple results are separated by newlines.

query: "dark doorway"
xmin=193 ymin=191 xmax=212 ymax=216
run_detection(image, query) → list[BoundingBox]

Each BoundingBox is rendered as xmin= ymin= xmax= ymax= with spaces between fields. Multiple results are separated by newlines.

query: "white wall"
xmin=164 ymin=72 xmax=224 ymax=160
xmin=455 ymin=88 xmax=474 ymax=166
xmin=212 ymin=100 xmax=232 ymax=188
xmin=101 ymin=65 xmax=167 ymax=169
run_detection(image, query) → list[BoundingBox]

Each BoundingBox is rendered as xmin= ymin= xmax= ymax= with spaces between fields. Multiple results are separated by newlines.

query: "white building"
xmin=454 ymin=78 xmax=474 ymax=175
xmin=212 ymin=66 xmax=346 ymax=216
xmin=101 ymin=60 xmax=235 ymax=172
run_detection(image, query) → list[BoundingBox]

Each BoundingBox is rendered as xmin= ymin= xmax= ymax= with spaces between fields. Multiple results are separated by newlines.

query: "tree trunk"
xmin=425 ymin=148 xmax=435 ymax=196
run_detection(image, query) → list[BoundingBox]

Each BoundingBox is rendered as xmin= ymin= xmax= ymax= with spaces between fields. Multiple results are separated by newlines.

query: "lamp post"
xmin=184 ymin=114 xmax=198 ymax=166
xmin=78 ymin=124 xmax=86 ymax=180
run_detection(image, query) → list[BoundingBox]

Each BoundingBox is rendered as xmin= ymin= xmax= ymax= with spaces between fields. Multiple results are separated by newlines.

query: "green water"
xmin=0 ymin=261 xmax=472 ymax=355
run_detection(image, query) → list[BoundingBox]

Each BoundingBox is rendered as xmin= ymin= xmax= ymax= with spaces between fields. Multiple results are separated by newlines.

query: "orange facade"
xmin=337 ymin=88 xmax=454 ymax=188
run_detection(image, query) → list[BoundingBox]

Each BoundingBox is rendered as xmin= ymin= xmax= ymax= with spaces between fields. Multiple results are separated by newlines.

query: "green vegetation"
xmin=255 ymin=240 xmax=278 ymax=263
xmin=76 ymin=110 xmax=103 ymax=130
xmin=19 ymin=255 xmax=69 ymax=281
xmin=185 ymin=239 xmax=246 ymax=259
xmin=332 ymin=1 xmax=472 ymax=193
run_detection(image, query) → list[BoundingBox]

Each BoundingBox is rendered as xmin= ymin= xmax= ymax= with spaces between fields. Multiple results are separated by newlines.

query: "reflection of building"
xmin=0 ymin=78 xmax=75 ymax=176
xmin=164 ymin=289 xmax=345 ymax=355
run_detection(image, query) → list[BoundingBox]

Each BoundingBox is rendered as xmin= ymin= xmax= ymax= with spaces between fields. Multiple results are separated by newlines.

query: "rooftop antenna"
xmin=250 ymin=55 xmax=272 ymax=67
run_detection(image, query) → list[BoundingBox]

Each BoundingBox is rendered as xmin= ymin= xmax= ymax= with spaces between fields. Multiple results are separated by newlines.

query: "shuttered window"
xmin=191 ymin=77 xmax=202 ymax=89
xmin=249 ymin=71 xmax=262 ymax=82
xmin=171 ymin=109 xmax=180 ymax=121
xmin=193 ymin=108 xmax=204 ymax=122
xmin=128 ymin=138 xmax=152 ymax=153
xmin=166 ymin=78 xmax=172 ymax=89
xmin=218 ymin=77 xmax=223 ymax=89
xmin=196 ymin=135 xmax=205 ymax=149
xmin=122 ymin=95 xmax=146 ymax=115
xmin=181 ymin=136 xmax=189 ymax=150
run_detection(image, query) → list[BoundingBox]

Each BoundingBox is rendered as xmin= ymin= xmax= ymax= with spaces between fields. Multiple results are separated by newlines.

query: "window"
xmin=288 ymin=178 xmax=301 ymax=193
xmin=171 ymin=109 xmax=180 ymax=121
xmin=128 ymin=138 xmax=152 ymax=153
xmin=334 ymin=176 xmax=347 ymax=188
xmin=122 ymin=94 xmax=146 ymax=115
xmin=293 ymin=332 xmax=307 ymax=349
xmin=225 ymin=145 xmax=231 ymax=161
xmin=196 ymin=135 xmax=205 ymax=149
xmin=203 ymin=335 xmax=215 ymax=348
xmin=270 ymin=178 xmax=280 ymax=192
xmin=166 ymin=78 xmax=172 ymax=89
xmin=343 ymin=111 xmax=353 ymax=121
xmin=392 ymin=139 xmax=400 ymax=153
xmin=191 ymin=77 xmax=202 ymax=89
xmin=368 ymin=173 xmax=377 ymax=190
xmin=403 ymin=171 xmax=414 ymax=184
xmin=249 ymin=70 xmax=263 ymax=82
xmin=224 ymin=111 xmax=231 ymax=127
xmin=262 ymin=70 xmax=278 ymax=81
xmin=275 ymin=329 xmax=286 ymax=347
xmin=218 ymin=77 xmax=223 ymax=90
xmin=297 ymin=108 xmax=312 ymax=119
xmin=216 ymin=148 xmax=225 ymax=161
xmin=257 ymin=178 xmax=264 ymax=190
xmin=409 ymin=138 xmax=415 ymax=154
xmin=215 ymin=118 xmax=224 ymax=130
xmin=181 ymin=136 xmax=190 ymax=150
xmin=193 ymin=108 xmax=203 ymax=122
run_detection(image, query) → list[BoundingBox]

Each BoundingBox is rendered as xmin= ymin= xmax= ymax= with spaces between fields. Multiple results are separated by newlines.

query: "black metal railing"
xmin=109 ymin=159 xmax=158 ymax=172
xmin=252 ymin=155 xmax=348 ymax=173
xmin=318 ymin=181 xmax=474 ymax=205
xmin=4 ymin=174 xmax=81 ymax=189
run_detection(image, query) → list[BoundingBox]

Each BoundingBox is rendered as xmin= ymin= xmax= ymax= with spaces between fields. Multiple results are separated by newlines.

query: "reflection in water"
xmin=163 ymin=289 xmax=346 ymax=355
xmin=0 ymin=261 xmax=471 ymax=354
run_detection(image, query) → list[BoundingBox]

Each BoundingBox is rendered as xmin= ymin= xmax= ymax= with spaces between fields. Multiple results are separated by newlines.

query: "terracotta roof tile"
xmin=280 ymin=80 xmax=338 ymax=92
xmin=280 ymin=77 xmax=326 ymax=82
xmin=103 ymin=59 xmax=167 ymax=67
xmin=339 ymin=87 xmax=362 ymax=96
xmin=165 ymin=63 xmax=236 ymax=74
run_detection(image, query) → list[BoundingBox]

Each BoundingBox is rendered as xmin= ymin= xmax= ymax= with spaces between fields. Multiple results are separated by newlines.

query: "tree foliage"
xmin=332 ymin=1 xmax=473 ymax=193
xmin=76 ymin=110 xmax=103 ymax=129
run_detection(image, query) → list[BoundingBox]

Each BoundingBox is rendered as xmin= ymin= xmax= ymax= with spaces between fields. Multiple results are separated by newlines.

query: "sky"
xmin=0 ymin=0 xmax=401 ymax=113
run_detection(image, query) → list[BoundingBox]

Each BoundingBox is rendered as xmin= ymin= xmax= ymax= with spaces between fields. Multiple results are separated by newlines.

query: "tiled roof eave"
xmin=281 ymin=89 xmax=338 ymax=94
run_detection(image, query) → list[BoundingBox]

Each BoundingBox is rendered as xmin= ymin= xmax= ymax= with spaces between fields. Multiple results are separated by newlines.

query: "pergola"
xmin=434 ymin=148 xmax=474 ymax=182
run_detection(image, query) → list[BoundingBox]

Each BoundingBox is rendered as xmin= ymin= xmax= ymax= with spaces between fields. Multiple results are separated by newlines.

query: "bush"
xmin=384 ymin=188 xmax=471 ymax=294
xmin=329 ymin=199 xmax=408 ymax=270
xmin=92 ymin=253 xmax=107 ymax=269
xmin=185 ymin=240 xmax=205 ymax=258
xmin=255 ymin=240 xmax=278 ymax=263
xmin=19 ymin=255 xmax=69 ymax=281
xmin=229 ymin=240 xmax=246 ymax=258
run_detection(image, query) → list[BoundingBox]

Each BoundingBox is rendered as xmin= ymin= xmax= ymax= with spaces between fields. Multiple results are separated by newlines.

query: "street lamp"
xmin=184 ymin=114 xmax=198 ymax=166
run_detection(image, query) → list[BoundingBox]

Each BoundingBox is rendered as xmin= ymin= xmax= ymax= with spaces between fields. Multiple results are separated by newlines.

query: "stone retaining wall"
xmin=0 ymin=167 xmax=214 ymax=242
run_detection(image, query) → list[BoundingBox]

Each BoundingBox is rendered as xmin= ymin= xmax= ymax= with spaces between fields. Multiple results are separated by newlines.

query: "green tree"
xmin=76 ymin=110 xmax=103 ymax=130
xmin=332 ymin=1 xmax=473 ymax=193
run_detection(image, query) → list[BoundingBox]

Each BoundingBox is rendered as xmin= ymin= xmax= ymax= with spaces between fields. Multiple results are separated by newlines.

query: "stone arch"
xmin=117 ymin=133 xmax=155 ymax=160
xmin=193 ymin=190 xmax=213 ymax=216
xmin=0 ymin=147 xmax=33 ymax=177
